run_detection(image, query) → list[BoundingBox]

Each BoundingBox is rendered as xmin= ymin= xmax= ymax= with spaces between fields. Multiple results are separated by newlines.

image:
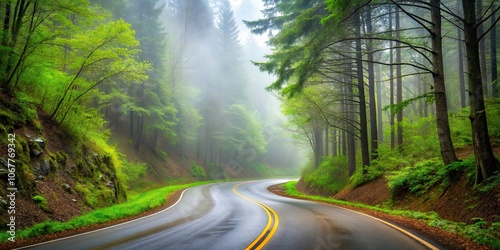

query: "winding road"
xmin=20 ymin=179 xmax=443 ymax=250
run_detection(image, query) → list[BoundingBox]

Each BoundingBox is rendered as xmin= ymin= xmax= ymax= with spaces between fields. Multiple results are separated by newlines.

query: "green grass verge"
xmin=0 ymin=181 xmax=214 ymax=243
xmin=282 ymin=181 xmax=500 ymax=249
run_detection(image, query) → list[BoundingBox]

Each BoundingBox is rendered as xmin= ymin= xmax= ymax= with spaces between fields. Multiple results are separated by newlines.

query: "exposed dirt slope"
xmin=330 ymin=143 xmax=500 ymax=226
xmin=0 ymin=106 xmax=123 ymax=230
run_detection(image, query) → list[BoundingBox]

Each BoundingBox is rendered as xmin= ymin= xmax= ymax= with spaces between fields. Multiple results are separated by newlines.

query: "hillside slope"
xmin=0 ymin=95 xmax=126 ymax=230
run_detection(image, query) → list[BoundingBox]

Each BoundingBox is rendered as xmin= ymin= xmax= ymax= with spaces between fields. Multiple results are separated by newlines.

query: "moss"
xmin=33 ymin=195 xmax=52 ymax=213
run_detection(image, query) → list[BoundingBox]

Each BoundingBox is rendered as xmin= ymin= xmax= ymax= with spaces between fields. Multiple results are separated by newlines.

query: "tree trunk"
xmin=430 ymin=0 xmax=458 ymax=165
xmin=312 ymin=119 xmax=323 ymax=168
xmin=354 ymin=11 xmax=370 ymax=171
xmin=462 ymin=0 xmax=500 ymax=184
xmin=325 ymin=123 xmax=329 ymax=157
xmin=332 ymin=128 xmax=337 ymax=156
xmin=376 ymin=62 xmax=383 ymax=143
xmin=395 ymin=8 xmax=403 ymax=148
xmin=491 ymin=2 xmax=498 ymax=97
xmin=130 ymin=110 xmax=134 ymax=138
xmin=458 ymin=24 xmax=467 ymax=108
xmin=389 ymin=4 xmax=395 ymax=150
xmin=345 ymin=55 xmax=356 ymax=175
xmin=366 ymin=6 xmax=378 ymax=161
xmin=477 ymin=0 xmax=489 ymax=97
xmin=340 ymin=81 xmax=347 ymax=156
xmin=134 ymin=114 xmax=144 ymax=150
xmin=2 ymin=1 xmax=10 ymax=46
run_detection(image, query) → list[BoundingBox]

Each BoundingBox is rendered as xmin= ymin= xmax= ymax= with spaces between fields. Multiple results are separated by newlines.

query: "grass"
xmin=0 ymin=181 xmax=215 ymax=243
xmin=282 ymin=180 xmax=500 ymax=249
xmin=32 ymin=196 xmax=52 ymax=213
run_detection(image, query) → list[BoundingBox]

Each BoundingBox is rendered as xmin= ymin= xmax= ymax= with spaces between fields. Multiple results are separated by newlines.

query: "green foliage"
xmin=219 ymin=104 xmax=267 ymax=154
xmin=120 ymin=161 xmax=148 ymax=189
xmin=302 ymin=155 xmax=349 ymax=194
xmin=477 ymin=171 xmax=500 ymax=193
xmin=190 ymin=161 xmax=206 ymax=179
xmin=461 ymin=218 xmax=500 ymax=249
xmin=13 ymin=92 xmax=39 ymax=126
xmin=449 ymin=99 xmax=500 ymax=146
xmin=348 ymin=161 xmax=386 ymax=188
xmin=387 ymin=157 xmax=477 ymax=197
xmin=399 ymin=116 xmax=440 ymax=158
xmin=32 ymin=195 xmax=52 ymax=213
xmin=387 ymin=159 xmax=443 ymax=196
xmin=160 ymin=151 xmax=168 ymax=160
xmin=437 ymin=158 xmax=476 ymax=186
xmin=382 ymin=92 xmax=434 ymax=115
xmin=485 ymin=98 xmax=500 ymax=138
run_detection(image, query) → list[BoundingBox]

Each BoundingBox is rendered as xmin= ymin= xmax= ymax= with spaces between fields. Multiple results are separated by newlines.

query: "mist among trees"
xmin=0 ymin=0 xmax=305 ymax=180
xmin=245 ymin=0 xmax=500 ymax=188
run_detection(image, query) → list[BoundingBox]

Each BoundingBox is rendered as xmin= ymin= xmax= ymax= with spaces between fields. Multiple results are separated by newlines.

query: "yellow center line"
xmin=233 ymin=182 xmax=279 ymax=250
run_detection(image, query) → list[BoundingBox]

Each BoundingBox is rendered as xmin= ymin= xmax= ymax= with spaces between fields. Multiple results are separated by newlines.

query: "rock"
xmin=72 ymin=199 xmax=77 ymax=202
xmin=63 ymin=183 xmax=72 ymax=193
xmin=41 ymin=159 xmax=50 ymax=175
xmin=31 ymin=148 xmax=42 ymax=156
xmin=28 ymin=137 xmax=45 ymax=156
xmin=33 ymin=162 xmax=41 ymax=174
xmin=33 ymin=137 xmax=45 ymax=149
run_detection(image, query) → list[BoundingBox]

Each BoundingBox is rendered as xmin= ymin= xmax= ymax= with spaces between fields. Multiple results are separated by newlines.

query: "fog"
xmin=153 ymin=0 xmax=307 ymax=176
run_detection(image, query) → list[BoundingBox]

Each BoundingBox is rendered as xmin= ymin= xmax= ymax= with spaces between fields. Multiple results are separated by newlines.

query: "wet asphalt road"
xmin=20 ymin=179 xmax=442 ymax=250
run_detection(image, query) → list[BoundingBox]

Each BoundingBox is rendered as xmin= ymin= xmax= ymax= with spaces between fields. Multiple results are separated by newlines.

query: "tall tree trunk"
xmin=354 ymin=11 xmax=370 ymax=171
xmin=457 ymin=0 xmax=467 ymax=108
xmin=345 ymin=55 xmax=356 ymax=175
xmin=491 ymin=2 xmax=498 ymax=97
xmin=332 ymin=128 xmax=337 ymax=157
xmin=2 ymin=1 xmax=10 ymax=46
xmin=340 ymin=80 xmax=347 ymax=156
xmin=430 ymin=0 xmax=458 ymax=165
xmin=462 ymin=0 xmax=500 ymax=184
xmin=312 ymin=119 xmax=323 ymax=168
xmin=395 ymin=8 xmax=403 ymax=148
xmin=458 ymin=25 xmax=467 ymax=108
xmin=134 ymin=114 xmax=144 ymax=150
xmin=325 ymin=123 xmax=329 ymax=157
xmin=477 ymin=0 xmax=489 ymax=97
xmin=389 ymin=4 xmax=395 ymax=150
xmin=376 ymin=62 xmax=383 ymax=143
xmin=366 ymin=6 xmax=378 ymax=161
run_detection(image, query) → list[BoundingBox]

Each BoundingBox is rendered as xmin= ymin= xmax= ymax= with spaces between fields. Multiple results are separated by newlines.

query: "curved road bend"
xmin=19 ymin=179 xmax=443 ymax=250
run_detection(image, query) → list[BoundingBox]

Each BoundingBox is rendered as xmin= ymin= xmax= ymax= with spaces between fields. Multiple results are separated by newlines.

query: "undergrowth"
xmin=301 ymin=155 xmax=349 ymax=194
xmin=386 ymin=157 xmax=480 ymax=197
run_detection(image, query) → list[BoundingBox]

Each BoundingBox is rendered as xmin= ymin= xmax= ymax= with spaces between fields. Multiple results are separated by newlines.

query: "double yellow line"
xmin=233 ymin=183 xmax=279 ymax=250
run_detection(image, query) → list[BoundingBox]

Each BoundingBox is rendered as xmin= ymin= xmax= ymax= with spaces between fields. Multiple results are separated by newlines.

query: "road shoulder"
xmin=268 ymin=183 xmax=492 ymax=250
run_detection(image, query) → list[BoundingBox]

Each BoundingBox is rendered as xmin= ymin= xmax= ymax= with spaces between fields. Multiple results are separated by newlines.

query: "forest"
xmin=1 ymin=0 xmax=500 ymax=248
xmin=0 ymin=0 xmax=304 ymax=185
xmin=244 ymin=0 xmax=500 ymax=192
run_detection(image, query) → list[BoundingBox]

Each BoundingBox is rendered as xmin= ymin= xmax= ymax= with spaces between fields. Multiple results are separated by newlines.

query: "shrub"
xmin=160 ymin=151 xmax=168 ymax=160
xmin=387 ymin=159 xmax=442 ymax=196
xmin=120 ymin=161 xmax=147 ymax=189
xmin=302 ymin=155 xmax=349 ymax=194
xmin=190 ymin=161 xmax=206 ymax=179
xmin=387 ymin=157 xmax=477 ymax=197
